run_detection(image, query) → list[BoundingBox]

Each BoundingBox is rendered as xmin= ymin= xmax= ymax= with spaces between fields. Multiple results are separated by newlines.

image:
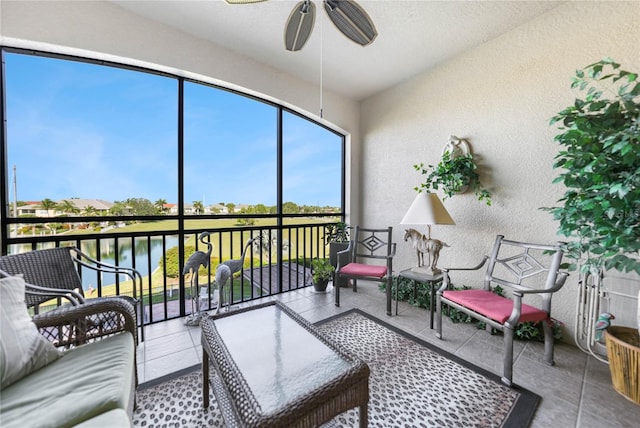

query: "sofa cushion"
xmin=0 ymin=275 xmax=61 ymax=388
xmin=73 ymin=409 xmax=132 ymax=427
xmin=0 ymin=332 xmax=135 ymax=428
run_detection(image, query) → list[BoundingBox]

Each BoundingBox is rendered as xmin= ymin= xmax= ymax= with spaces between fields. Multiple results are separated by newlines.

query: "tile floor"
xmin=136 ymin=283 xmax=640 ymax=427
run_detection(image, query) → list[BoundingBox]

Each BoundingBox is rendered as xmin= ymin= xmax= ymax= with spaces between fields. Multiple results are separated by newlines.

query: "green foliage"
xmin=160 ymin=245 xmax=214 ymax=278
xmin=544 ymin=58 xmax=640 ymax=274
xmin=311 ymin=257 xmax=335 ymax=283
xmin=111 ymin=198 xmax=157 ymax=216
xmin=160 ymin=246 xmax=182 ymax=278
xmin=414 ymin=151 xmax=492 ymax=205
xmin=324 ymin=222 xmax=350 ymax=244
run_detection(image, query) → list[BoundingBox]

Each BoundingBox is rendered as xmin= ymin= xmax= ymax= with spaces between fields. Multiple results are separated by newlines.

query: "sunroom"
xmin=1 ymin=1 xmax=639 ymax=427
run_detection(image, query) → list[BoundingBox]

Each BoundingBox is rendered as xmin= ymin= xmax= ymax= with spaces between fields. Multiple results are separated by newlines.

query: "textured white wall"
xmin=360 ymin=1 xmax=640 ymax=341
xmin=0 ymin=0 xmax=362 ymax=222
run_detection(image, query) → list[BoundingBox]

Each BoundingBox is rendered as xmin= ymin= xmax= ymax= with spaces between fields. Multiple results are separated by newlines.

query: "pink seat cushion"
xmin=442 ymin=289 xmax=548 ymax=324
xmin=339 ymin=263 xmax=387 ymax=279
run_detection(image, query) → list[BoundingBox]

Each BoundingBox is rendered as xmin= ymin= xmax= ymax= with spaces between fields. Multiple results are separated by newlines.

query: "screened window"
xmin=183 ymin=82 xmax=277 ymax=215
xmin=4 ymin=53 xmax=178 ymax=215
xmin=2 ymin=50 xmax=344 ymax=228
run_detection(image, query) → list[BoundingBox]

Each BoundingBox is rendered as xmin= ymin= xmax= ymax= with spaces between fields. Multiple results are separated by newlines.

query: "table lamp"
xmin=400 ymin=192 xmax=455 ymax=274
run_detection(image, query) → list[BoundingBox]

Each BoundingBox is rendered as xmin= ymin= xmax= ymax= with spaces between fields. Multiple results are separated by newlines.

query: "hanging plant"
xmin=413 ymin=150 xmax=492 ymax=205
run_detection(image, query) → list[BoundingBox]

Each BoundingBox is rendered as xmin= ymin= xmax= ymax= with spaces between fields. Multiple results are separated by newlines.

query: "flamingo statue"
xmin=183 ymin=231 xmax=212 ymax=325
xmin=215 ymin=236 xmax=259 ymax=314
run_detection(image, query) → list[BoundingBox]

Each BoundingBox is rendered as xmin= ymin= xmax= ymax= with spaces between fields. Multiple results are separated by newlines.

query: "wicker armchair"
xmin=33 ymin=294 xmax=138 ymax=350
xmin=0 ymin=247 xmax=145 ymax=342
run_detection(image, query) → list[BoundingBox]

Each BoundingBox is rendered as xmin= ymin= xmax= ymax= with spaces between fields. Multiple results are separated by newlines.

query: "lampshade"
xmin=400 ymin=193 xmax=455 ymax=226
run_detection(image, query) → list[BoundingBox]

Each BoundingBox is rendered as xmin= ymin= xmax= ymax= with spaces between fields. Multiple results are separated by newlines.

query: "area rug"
xmin=133 ymin=309 xmax=539 ymax=427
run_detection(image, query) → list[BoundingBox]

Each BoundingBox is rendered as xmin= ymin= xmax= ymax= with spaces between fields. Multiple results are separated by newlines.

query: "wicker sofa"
xmin=0 ymin=275 xmax=137 ymax=427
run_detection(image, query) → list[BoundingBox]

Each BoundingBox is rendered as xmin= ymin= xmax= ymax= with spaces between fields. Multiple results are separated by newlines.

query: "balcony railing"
xmin=3 ymin=217 xmax=337 ymax=326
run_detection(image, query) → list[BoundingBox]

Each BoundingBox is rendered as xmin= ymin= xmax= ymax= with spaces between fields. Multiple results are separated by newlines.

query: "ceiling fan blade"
xmin=225 ymin=0 xmax=268 ymax=4
xmin=284 ymin=1 xmax=316 ymax=52
xmin=323 ymin=0 xmax=377 ymax=46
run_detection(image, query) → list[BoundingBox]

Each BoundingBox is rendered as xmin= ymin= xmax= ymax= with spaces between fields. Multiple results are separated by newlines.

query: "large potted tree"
xmin=545 ymin=58 xmax=640 ymax=403
xmin=324 ymin=222 xmax=351 ymax=287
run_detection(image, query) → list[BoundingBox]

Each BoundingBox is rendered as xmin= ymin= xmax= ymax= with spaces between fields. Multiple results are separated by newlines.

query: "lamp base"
xmin=411 ymin=266 xmax=442 ymax=276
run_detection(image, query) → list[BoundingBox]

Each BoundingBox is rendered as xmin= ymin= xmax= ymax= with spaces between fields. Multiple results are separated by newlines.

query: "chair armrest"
xmin=388 ymin=243 xmax=397 ymax=258
xmin=72 ymin=247 xmax=144 ymax=302
xmin=33 ymin=297 xmax=137 ymax=346
xmin=439 ymin=256 xmax=490 ymax=292
xmin=505 ymin=272 xmax=568 ymax=327
xmin=336 ymin=242 xmax=353 ymax=256
xmin=511 ymin=272 xmax=569 ymax=297
xmin=442 ymin=256 xmax=490 ymax=273
xmin=336 ymin=241 xmax=354 ymax=270
xmin=25 ymin=282 xmax=85 ymax=306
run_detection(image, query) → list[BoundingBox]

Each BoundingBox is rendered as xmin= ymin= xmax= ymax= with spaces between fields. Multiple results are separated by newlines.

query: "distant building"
xmin=59 ymin=199 xmax=113 ymax=214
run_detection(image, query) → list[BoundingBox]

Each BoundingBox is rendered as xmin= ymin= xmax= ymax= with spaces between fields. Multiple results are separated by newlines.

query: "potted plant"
xmin=324 ymin=222 xmax=351 ymax=287
xmin=413 ymin=150 xmax=492 ymax=205
xmin=545 ymin=58 xmax=640 ymax=403
xmin=311 ymin=257 xmax=335 ymax=292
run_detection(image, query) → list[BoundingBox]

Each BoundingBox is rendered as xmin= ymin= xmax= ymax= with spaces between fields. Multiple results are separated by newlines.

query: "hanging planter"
xmin=413 ymin=136 xmax=491 ymax=205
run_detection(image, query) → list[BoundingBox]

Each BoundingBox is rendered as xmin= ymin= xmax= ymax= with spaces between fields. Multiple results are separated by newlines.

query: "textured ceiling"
xmin=111 ymin=0 xmax=563 ymax=101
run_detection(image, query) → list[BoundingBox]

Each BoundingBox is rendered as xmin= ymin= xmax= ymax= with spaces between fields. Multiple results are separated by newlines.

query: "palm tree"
xmin=40 ymin=198 xmax=57 ymax=217
xmin=84 ymin=205 xmax=98 ymax=216
xmin=59 ymin=199 xmax=79 ymax=231
xmin=193 ymin=200 xmax=204 ymax=215
xmin=155 ymin=198 xmax=167 ymax=214
xmin=59 ymin=199 xmax=79 ymax=216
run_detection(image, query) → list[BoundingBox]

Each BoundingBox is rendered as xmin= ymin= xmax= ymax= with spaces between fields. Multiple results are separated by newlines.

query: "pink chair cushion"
xmin=442 ymin=289 xmax=548 ymax=324
xmin=340 ymin=263 xmax=387 ymax=279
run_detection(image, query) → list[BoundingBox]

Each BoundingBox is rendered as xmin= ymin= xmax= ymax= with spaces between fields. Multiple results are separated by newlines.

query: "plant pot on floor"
xmin=605 ymin=326 xmax=640 ymax=405
xmin=310 ymin=258 xmax=335 ymax=294
xmin=313 ymin=279 xmax=330 ymax=293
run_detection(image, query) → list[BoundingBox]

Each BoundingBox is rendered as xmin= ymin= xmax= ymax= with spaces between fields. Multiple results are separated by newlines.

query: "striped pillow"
xmin=0 ymin=275 xmax=61 ymax=388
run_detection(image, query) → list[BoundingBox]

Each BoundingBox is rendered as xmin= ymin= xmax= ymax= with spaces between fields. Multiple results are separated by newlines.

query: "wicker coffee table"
xmin=201 ymin=301 xmax=370 ymax=427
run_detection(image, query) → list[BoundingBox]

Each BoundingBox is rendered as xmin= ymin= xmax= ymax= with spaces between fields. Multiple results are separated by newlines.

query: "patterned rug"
xmin=133 ymin=309 xmax=539 ymax=427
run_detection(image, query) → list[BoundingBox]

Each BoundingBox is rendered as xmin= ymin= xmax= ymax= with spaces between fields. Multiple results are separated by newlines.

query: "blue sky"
xmin=5 ymin=52 xmax=342 ymax=207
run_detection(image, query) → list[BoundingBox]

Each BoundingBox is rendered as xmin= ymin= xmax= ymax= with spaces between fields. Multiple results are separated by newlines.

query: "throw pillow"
xmin=0 ymin=275 xmax=61 ymax=388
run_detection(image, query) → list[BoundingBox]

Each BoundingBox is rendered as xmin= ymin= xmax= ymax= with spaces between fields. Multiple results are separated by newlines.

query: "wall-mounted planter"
xmin=413 ymin=136 xmax=491 ymax=205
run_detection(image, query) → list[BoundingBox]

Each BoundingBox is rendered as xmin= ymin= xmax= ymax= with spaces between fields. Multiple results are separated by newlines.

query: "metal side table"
xmin=398 ymin=269 xmax=443 ymax=329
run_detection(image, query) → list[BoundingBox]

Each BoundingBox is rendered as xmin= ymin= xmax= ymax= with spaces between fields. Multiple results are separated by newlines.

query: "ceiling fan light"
xmin=324 ymin=0 xmax=377 ymax=46
xmin=284 ymin=1 xmax=316 ymax=52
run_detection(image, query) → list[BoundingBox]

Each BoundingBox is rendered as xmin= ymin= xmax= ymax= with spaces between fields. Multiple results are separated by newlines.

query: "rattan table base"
xmin=201 ymin=301 xmax=369 ymax=427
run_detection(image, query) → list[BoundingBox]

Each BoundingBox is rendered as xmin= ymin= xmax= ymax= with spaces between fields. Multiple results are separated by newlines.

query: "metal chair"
xmin=0 ymin=247 xmax=144 ymax=342
xmin=335 ymin=226 xmax=396 ymax=316
xmin=435 ymin=235 xmax=568 ymax=385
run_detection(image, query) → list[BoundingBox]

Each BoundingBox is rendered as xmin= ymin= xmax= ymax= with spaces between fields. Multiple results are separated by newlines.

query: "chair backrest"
xmin=484 ymin=235 xmax=565 ymax=310
xmin=349 ymin=226 xmax=395 ymax=263
xmin=0 ymin=247 xmax=84 ymax=308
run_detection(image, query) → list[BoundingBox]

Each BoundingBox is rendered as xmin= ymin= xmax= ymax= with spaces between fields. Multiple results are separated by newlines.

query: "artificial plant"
xmin=311 ymin=258 xmax=335 ymax=283
xmin=324 ymin=222 xmax=350 ymax=244
xmin=414 ymin=150 xmax=492 ymax=205
xmin=544 ymin=58 xmax=640 ymax=275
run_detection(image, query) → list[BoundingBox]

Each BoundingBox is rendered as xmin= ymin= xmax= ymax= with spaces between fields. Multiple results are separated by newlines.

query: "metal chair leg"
xmin=502 ymin=326 xmax=514 ymax=386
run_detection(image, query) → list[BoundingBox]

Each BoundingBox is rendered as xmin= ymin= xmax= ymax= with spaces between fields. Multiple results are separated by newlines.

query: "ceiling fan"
xmin=225 ymin=0 xmax=378 ymax=52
